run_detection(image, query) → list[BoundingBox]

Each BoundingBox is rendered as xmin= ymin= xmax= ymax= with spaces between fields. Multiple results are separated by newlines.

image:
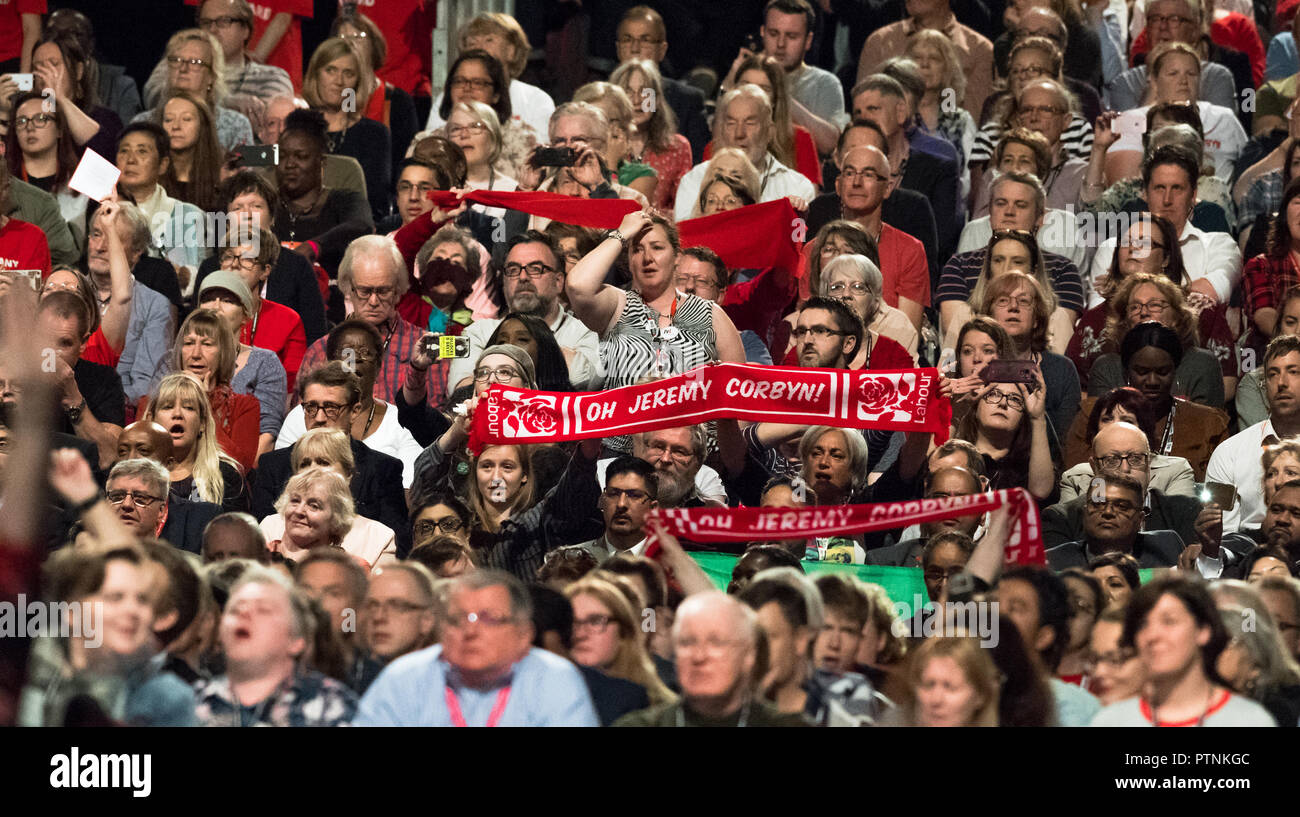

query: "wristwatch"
xmin=64 ymin=398 xmax=87 ymax=425
xmin=605 ymin=229 xmax=628 ymax=248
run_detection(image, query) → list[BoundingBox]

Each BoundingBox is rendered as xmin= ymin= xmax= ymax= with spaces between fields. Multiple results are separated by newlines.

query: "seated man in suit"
xmin=114 ymin=420 xmax=222 ymax=554
xmin=252 ymin=362 xmax=410 ymax=556
xmin=1042 ymin=421 xmax=1201 ymax=549
xmin=866 ymin=466 xmax=984 ymax=567
xmin=1047 ymin=472 xmax=1185 ymax=569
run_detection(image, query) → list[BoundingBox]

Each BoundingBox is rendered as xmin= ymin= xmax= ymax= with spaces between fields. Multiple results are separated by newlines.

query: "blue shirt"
xmin=355 ymin=646 xmax=600 ymax=727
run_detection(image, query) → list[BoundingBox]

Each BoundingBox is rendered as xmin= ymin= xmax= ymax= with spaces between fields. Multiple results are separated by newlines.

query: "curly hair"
xmin=1102 ymin=271 xmax=1198 ymax=349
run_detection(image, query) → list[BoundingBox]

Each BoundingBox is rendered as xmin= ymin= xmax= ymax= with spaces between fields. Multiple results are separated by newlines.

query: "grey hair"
xmin=96 ymin=201 xmax=154 ymax=259
xmin=108 ymin=457 xmax=171 ymax=499
xmin=416 ymin=224 xmax=481 ymax=280
xmin=451 ymin=568 xmax=534 ymax=623
xmin=798 ymin=426 xmax=870 ymax=495
xmin=672 ymin=590 xmax=759 ymax=651
xmin=338 ymin=235 xmax=409 ymax=301
xmin=637 ymin=425 xmax=708 ymax=461
xmin=1217 ymin=598 xmax=1300 ymax=694
xmin=227 ymin=565 xmax=316 ymax=646
xmin=1149 ymin=123 xmax=1207 ymax=169
xmin=821 ymin=253 xmax=883 ymax=298
xmin=273 ymin=467 xmax=356 ymax=543
xmin=548 ymin=101 xmax=609 ymax=143
xmin=719 ymin=82 xmax=774 ymax=126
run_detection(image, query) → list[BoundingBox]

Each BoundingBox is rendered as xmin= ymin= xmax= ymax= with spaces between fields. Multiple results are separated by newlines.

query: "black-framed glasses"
xmin=474 ymin=366 xmax=522 ymax=383
xmin=449 ymin=77 xmax=494 ymax=91
xmin=602 ymin=486 xmax=651 ymax=504
xmin=353 ymin=285 xmax=395 ymax=302
xmin=503 ymin=262 xmax=556 ymax=280
xmin=447 ymin=122 xmax=489 ymax=139
xmin=838 ymin=167 xmax=887 ymax=183
xmin=413 ymin=517 xmax=464 ymax=538
xmin=106 ymin=489 xmax=164 ymax=508
xmin=1086 ymin=497 xmax=1142 ymax=516
xmin=219 ymin=251 xmax=261 ymax=271
xmin=199 ymin=15 xmax=245 ymax=30
xmin=301 ymin=401 xmax=350 ymax=419
xmin=617 ymin=35 xmax=664 ymax=47
xmin=15 ymin=113 xmax=55 ymax=130
xmin=981 ymin=390 xmax=1026 ymax=411
xmin=791 ymin=326 xmax=847 ymax=341
xmin=573 ymin=614 xmax=614 ymax=633
xmin=396 ymin=180 xmax=438 ymax=196
xmin=1096 ymin=452 xmax=1150 ymax=470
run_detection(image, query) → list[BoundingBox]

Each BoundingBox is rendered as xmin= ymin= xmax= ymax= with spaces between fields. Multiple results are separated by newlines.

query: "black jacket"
xmin=252 ymin=438 xmax=411 ymax=557
xmin=662 ymin=76 xmax=710 ymax=164
xmin=580 ymin=666 xmax=651 ymax=727
xmin=1046 ymin=531 xmax=1187 ymax=570
xmin=864 ymin=536 xmax=925 ymax=567
xmin=1042 ymin=490 xmax=1201 ymax=552
xmin=161 ymin=496 xmax=224 ymax=554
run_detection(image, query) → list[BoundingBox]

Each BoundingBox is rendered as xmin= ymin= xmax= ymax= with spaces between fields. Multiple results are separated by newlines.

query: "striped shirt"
xmin=935 ymin=249 xmax=1087 ymax=314
xmin=969 ymin=114 xmax=1093 ymax=165
xmin=297 ymin=314 xmax=448 ymax=408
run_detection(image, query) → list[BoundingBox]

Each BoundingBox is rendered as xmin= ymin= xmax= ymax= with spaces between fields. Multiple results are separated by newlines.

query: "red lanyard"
xmin=444 ymin=685 xmax=511 ymax=727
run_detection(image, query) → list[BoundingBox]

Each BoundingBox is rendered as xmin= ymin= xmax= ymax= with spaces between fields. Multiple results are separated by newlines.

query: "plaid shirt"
xmin=1244 ymin=253 xmax=1300 ymax=323
xmin=1240 ymin=169 xmax=1283 ymax=232
xmin=298 ymin=314 xmax=448 ymax=408
xmin=194 ymin=670 xmax=357 ymax=727
xmin=934 ymin=249 xmax=1086 ymax=313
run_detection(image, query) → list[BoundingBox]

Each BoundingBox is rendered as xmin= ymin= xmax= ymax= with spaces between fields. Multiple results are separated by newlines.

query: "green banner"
xmin=690 ymin=553 xmax=931 ymax=606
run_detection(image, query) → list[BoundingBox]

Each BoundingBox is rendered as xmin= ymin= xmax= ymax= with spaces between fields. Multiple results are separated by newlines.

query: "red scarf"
xmin=427 ymin=189 xmax=638 ymax=229
xmin=647 ymin=488 xmax=1046 ymax=566
xmin=469 ymin=363 xmax=951 ymax=453
xmin=679 ymin=199 xmax=803 ymax=275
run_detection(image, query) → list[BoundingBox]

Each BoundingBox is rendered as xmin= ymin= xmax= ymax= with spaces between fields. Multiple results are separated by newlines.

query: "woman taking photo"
xmin=142 ymin=372 xmax=249 ymax=512
xmin=897 ymin=635 xmax=1001 ymax=727
xmin=572 ymin=82 xmax=658 ymax=203
xmin=1060 ymin=386 xmax=1197 ymax=497
xmin=157 ymin=89 xmax=223 ymax=213
xmin=196 ymin=272 xmax=288 ymax=459
xmin=1092 ymin=574 xmax=1276 ymax=726
xmin=277 ymin=320 xmax=423 ymax=488
xmin=155 ymin=310 xmax=262 ymax=474
xmin=973 ymin=271 xmax=1081 ymax=444
xmin=263 ymin=465 xmax=396 ymax=572
xmin=3 ymin=91 xmax=88 ymax=250
xmin=567 ymin=210 xmax=745 ymax=452
xmin=953 ymin=370 xmax=1055 ymax=500
xmin=133 ymin=29 xmax=253 ymax=150
xmin=302 ymin=37 xmax=392 ymax=223
xmin=564 ymin=576 xmax=676 ymax=706
xmin=941 ymin=316 xmax=1015 ymax=422
xmin=610 ymin=59 xmax=691 ymax=210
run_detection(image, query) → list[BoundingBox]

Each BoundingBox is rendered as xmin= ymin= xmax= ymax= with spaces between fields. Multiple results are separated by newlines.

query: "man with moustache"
xmin=577 ymin=457 xmax=659 ymax=561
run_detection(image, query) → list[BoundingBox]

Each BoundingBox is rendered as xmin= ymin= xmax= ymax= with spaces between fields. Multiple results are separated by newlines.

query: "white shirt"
xmin=596 ymin=457 xmax=728 ymax=505
xmin=578 ymin=535 xmax=650 ymax=561
xmin=673 ymin=154 xmax=816 ymax=221
xmin=446 ymin=308 xmax=601 ymax=391
xmin=426 ymin=79 xmax=556 ymax=144
xmin=464 ymin=172 xmax=518 ymax=221
xmin=957 ymin=210 xmax=1089 ymax=273
xmin=1204 ymin=418 xmax=1279 ymax=533
xmin=274 ymin=404 xmax=425 ymax=489
xmin=1108 ymin=101 xmax=1247 ymax=182
xmin=1088 ymin=221 xmax=1242 ymax=307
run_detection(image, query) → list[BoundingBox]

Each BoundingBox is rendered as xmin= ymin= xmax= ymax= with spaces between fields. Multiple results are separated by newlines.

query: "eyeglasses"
xmin=791 ymin=326 xmax=847 ymax=341
xmin=617 ymin=35 xmax=664 ymax=47
xmin=14 ymin=113 xmax=55 ymax=130
xmin=603 ymin=486 xmax=652 ymax=504
xmin=1148 ymin=13 xmax=1195 ymax=26
xmin=981 ymin=390 xmax=1026 ymax=411
xmin=363 ymin=598 xmax=429 ymax=617
xmin=449 ymin=77 xmax=494 ymax=91
xmin=474 ymin=366 xmax=522 ymax=383
xmin=827 ymin=281 xmax=870 ymax=296
xmin=643 ymin=441 xmax=696 ymax=462
xmin=414 ymin=517 xmax=464 ymax=538
xmin=1009 ymin=65 xmax=1051 ymax=79
xmin=444 ymin=610 xmax=516 ymax=629
xmin=396 ymin=180 xmax=438 ymax=196
xmin=106 ymin=489 xmax=165 ymax=508
xmin=1096 ymin=452 xmax=1151 ymax=469
xmin=923 ymin=567 xmax=964 ymax=584
xmin=503 ymin=262 xmax=556 ymax=280
xmin=167 ymin=56 xmax=211 ymax=72
xmin=447 ymin=121 xmax=489 ymax=139
xmin=301 ymin=401 xmax=350 ymax=419
xmin=1084 ymin=648 xmax=1137 ymax=671
xmin=703 ymin=195 xmax=743 ymax=210
xmin=675 ymin=636 xmax=742 ymax=655
xmin=199 ymin=15 xmax=245 ymax=30
xmin=1119 ymin=238 xmax=1166 ymax=251
xmin=674 ymin=274 xmax=719 ymax=291
xmin=1018 ymin=104 xmax=1063 ymax=117
xmin=219 ymin=251 xmax=261 ymax=271
xmin=1128 ymin=300 xmax=1170 ymax=316
xmin=573 ymin=614 xmax=614 ymax=634
xmin=993 ymin=294 xmax=1035 ymax=310
xmin=838 ymin=167 xmax=888 ymax=183
xmin=551 ymin=135 xmax=603 ymax=148
xmin=352 ymin=285 xmax=395 ymax=302
xmin=1087 ymin=497 xmax=1142 ymax=516
xmin=340 ymin=30 xmax=369 ymax=39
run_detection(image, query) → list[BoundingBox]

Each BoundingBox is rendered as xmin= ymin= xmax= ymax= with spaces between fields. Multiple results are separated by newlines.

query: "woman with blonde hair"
xmin=444 ymin=99 xmax=516 ymax=200
xmin=134 ymin=28 xmax=252 ymax=150
xmin=565 ymin=576 xmax=676 ymax=705
xmin=898 ymin=635 xmax=1001 ymax=727
xmin=262 ymin=466 xmax=396 ymax=573
xmin=303 ymin=36 xmax=391 ymax=222
xmin=142 ymin=372 xmax=248 ymax=512
xmin=610 ymin=58 xmax=691 ymax=209
xmin=573 ymin=81 xmax=658 ymax=202
xmin=907 ymin=29 xmax=975 ymax=177
xmin=689 ymin=147 xmax=761 ymax=218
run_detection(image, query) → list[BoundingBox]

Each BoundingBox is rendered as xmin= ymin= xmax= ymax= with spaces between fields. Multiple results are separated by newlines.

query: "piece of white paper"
xmin=68 ymin=149 xmax=121 ymax=202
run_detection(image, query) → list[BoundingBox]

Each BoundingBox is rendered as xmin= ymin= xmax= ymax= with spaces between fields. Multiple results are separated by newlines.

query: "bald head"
xmin=1091 ymin=421 xmax=1151 ymax=489
xmin=116 ymin=421 xmax=176 ymax=467
xmin=674 ymin=591 xmax=758 ymax=648
xmin=1021 ymin=6 xmax=1067 ymax=39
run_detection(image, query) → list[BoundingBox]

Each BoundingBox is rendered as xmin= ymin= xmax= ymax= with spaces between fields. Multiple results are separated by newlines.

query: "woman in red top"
xmin=141 ymin=371 xmax=251 ymax=513
xmin=216 ymin=223 xmax=306 ymax=392
xmin=143 ymin=310 xmax=261 ymax=476
xmin=611 ymin=59 xmax=693 ymax=210
xmin=706 ymin=55 xmax=821 ymax=187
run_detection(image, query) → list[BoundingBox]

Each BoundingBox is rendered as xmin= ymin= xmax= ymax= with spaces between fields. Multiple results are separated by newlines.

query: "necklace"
xmin=360 ymin=399 xmax=377 ymax=438
xmin=326 ymin=115 xmax=354 ymax=153
xmin=1147 ymin=685 xmax=1218 ymax=727
xmin=286 ymin=188 xmax=324 ymax=238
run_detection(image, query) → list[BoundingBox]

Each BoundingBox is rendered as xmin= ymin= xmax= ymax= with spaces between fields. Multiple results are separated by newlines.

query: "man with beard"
xmin=1221 ymin=482 xmax=1300 ymax=578
xmin=792 ymin=296 xmax=861 ymax=369
xmin=446 ymin=231 xmax=600 ymax=389
xmin=630 ymin=427 xmax=717 ymax=510
xmin=866 ymin=467 xmax=984 ymax=567
xmin=577 ymin=457 xmax=659 ymax=561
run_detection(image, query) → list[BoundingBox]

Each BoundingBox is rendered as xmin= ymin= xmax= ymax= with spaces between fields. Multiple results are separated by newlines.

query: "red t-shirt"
xmin=241 ymin=297 xmax=306 ymax=393
xmin=82 ymin=329 xmax=122 ymax=369
xmin=879 ymin=223 xmax=931 ymax=308
xmin=352 ymin=0 xmax=437 ymax=97
xmin=0 ymin=0 xmax=45 ymax=64
xmin=0 ymin=218 xmax=51 ymax=278
xmin=249 ymin=0 xmax=311 ymax=91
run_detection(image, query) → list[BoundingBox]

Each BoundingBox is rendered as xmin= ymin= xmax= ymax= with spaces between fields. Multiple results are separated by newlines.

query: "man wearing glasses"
xmin=1043 ymin=421 xmax=1203 ymax=556
xmin=297 ymin=235 xmax=448 ymax=410
xmin=577 ymin=456 xmax=659 ymax=561
xmin=251 ymin=362 xmax=410 ymax=555
xmin=446 ymin=231 xmax=600 ymax=390
xmin=104 ymin=458 xmax=173 ymax=540
xmin=357 ymin=570 xmax=599 ymax=726
xmin=1047 ymin=472 xmax=1187 ymax=569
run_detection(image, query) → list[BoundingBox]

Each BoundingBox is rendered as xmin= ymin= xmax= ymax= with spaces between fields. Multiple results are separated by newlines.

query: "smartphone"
xmin=1201 ymin=481 xmax=1237 ymax=512
xmin=531 ymin=146 xmax=577 ymax=168
xmin=235 ymin=144 xmax=279 ymax=167
xmin=980 ymin=359 xmax=1039 ymax=385
xmin=419 ymin=334 xmax=470 ymax=359
xmin=1112 ymin=109 xmax=1147 ymax=141
xmin=11 ymin=73 xmax=34 ymax=92
xmin=743 ymin=32 xmax=763 ymax=53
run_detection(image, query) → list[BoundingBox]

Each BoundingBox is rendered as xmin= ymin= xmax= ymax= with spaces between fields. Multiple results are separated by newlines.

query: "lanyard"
xmin=445 ymin=684 xmax=511 ymax=727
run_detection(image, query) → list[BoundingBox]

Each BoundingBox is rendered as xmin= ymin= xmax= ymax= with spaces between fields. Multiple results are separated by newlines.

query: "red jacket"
xmin=241 ymin=298 xmax=306 ymax=393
